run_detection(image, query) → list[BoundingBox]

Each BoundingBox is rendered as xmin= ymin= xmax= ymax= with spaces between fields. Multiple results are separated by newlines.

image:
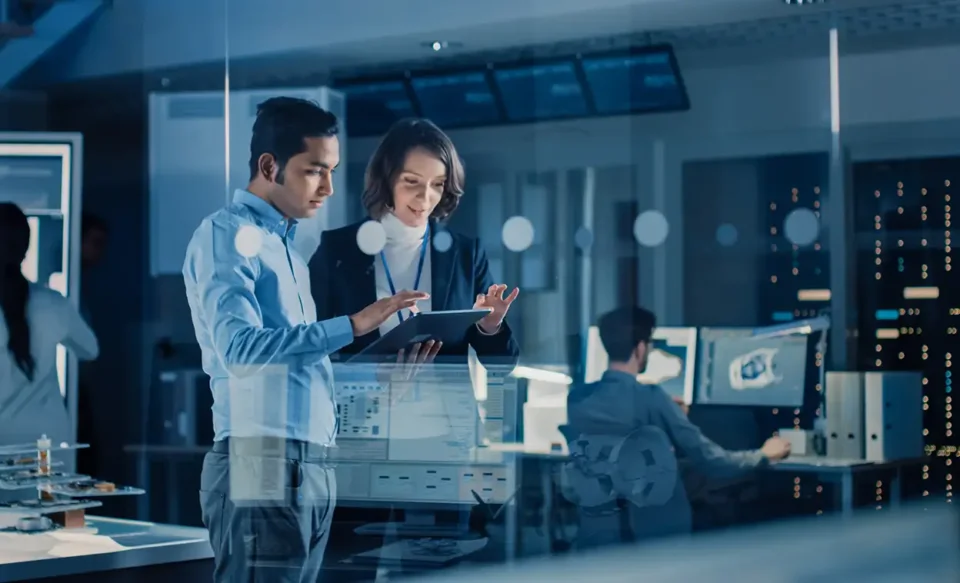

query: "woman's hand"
xmin=474 ymin=284 xmax=520 ymax=335
xmin=386 ymin=340 xmax=442 ymax=404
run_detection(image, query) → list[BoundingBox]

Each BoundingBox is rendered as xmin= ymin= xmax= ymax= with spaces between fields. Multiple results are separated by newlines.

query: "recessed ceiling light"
xmin=783 ymin=0 xmax=827 ymax=4
xmin=421 ymin=40 xmax=463 ymax=52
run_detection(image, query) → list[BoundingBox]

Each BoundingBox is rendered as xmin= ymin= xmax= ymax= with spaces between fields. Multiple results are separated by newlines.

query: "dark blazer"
xmin=310 ymin=220 xmax=519 ymax=368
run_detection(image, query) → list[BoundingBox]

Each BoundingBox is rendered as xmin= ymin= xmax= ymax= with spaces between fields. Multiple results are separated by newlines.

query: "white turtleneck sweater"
xmin=375 ymin=212 xmax=433 ymax=337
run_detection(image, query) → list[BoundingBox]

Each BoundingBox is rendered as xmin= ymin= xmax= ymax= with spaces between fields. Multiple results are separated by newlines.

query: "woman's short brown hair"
xmin=362 ymin=118 xmax=465 ymax=221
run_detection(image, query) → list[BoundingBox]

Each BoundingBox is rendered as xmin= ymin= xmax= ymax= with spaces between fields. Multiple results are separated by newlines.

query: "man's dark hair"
xmin=597 ymin=306 xmax=657 ymax=362
xmin=362 ymin=118 xmax=465 ymax=221
xmin=248 ymin=97 xmax=339 ymax=181
xmin=82 ymin=213 xmax=108 ymax=238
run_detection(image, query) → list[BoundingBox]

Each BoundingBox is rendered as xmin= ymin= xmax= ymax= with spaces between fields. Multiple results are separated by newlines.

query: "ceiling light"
xmin=783 ymin=0 xmax=827 ymax=4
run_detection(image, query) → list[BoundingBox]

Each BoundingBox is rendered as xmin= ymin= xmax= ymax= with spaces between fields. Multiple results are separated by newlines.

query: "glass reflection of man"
xmin=564 ymin=306 xmax=791 ymax=549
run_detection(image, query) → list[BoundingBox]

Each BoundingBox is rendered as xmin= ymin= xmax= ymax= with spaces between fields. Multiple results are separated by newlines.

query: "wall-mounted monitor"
xmin=580 ymin=45 xmax=688 ymax=116
xmin=339 ymin=79 xmax=418 ymax=137
xmin=492 ymin=60 xmax=588 ymax=122
xmin=410 ymin=70 xmax=501 ymax=129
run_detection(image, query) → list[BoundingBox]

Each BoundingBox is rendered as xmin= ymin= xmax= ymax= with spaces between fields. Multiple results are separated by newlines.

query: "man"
xmin=564 ymin=306 xmax=791 ymax=549
xmin=182 ymin=97 xmax=426 ymax=582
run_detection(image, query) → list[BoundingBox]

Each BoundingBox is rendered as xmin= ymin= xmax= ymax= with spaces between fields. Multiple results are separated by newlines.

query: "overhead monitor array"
xmin=337 ymin=45 xmax=689 ymax=136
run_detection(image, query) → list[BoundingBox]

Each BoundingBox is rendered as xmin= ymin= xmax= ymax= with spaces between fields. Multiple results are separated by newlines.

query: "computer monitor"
xmin=696 ymin=327 xmax=809 ymax=407
xmin=332 ymin=363 xmax=517 ymax=536
xmin=584 ymin=326 xmax=698 ymax=405
xmin=409 ymin=70 xmax=502 ymax=129
xmin=338 ymin=79 xmax=418 ymax=138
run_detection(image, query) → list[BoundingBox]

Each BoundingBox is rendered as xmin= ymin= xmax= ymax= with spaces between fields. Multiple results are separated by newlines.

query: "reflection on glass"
xmin=501 ymin=216 xmax=535 ymax=252
xmin=633 ymin=210 xmax=669 ymax=247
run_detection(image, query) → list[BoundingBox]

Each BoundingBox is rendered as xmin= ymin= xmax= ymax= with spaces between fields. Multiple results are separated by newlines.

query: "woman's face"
xmin=391 ymin=147 xmax=446 ymax=228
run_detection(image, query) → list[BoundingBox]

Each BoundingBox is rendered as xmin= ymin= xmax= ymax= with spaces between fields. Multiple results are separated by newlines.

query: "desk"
xmin=768 ymin=456 xmax=926 ymax=518
xmin=0 ymin=516 xmax=212 ymax=582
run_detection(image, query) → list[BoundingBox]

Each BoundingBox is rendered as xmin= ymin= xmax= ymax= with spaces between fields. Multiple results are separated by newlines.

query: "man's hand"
xmin=397 ymin=340 xmax=442 ymax=373
xmin=761 ymin=436 xmax=792 ymax=462
xmin=349 ymin=290 xmax=429 ymax=337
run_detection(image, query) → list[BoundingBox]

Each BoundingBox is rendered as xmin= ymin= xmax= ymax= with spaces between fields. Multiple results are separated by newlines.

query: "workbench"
xmin=0 ymin=515 xmax=212 ymax=582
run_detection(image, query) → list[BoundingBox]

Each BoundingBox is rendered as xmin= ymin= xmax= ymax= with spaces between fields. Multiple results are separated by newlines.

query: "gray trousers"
xmin=199 ymin=451 xmax=337 ymax=583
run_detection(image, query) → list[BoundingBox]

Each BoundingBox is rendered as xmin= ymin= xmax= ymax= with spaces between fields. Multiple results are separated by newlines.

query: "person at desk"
xmin=564 ymin=306 xmax=791 ymax=549
xmin=0 ymin=203 xmax=99 ymax=466
xmin=310 ymin=118 xmax=520 ymax=366
xmin=182 ymin=97 xmax=427 ymax=582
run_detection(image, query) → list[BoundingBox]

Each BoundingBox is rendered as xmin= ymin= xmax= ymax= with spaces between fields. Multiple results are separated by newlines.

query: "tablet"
xmin=349 ymin=309 xmax=491 ymax=362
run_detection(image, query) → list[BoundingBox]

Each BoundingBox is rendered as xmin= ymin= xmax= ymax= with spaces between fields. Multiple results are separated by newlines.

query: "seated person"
xmin=560 ymin=306 xmax=791 ymax=550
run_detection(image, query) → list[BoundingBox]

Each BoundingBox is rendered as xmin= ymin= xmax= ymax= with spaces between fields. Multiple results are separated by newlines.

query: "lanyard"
xmin=379 ymin=225 xmax=429 ymax=324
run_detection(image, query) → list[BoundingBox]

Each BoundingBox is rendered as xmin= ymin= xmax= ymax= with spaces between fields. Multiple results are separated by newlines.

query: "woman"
xmin=311 ymin=118 xmax=520 ymax=367
xmin=0 ymin=202 xmax=99 ymax=457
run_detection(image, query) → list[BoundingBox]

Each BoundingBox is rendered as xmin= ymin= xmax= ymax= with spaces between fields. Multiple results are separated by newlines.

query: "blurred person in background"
xmin=563 ymin=306 xmax=791 ymax=549
xmin=0 ymin=202 xmax=99 ymax=477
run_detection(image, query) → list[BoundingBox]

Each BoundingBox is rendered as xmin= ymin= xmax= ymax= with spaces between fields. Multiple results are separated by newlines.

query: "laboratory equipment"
xmin=585 ymin=326 xmax=699 ymax=405
xmin=333 ymin=363 xmax=518 ymax=537
xmin=0 ymin=133 xmax=84 ymax=445
xmin=146 ymin=342 xmax=213 ymax=447
xmin=696 ymin=327 xmax=813 ymax=407
xmin=0 ymin=436 xmax=143 ymax=530
xmin=824 ymin=371 xmax=924 ymax=462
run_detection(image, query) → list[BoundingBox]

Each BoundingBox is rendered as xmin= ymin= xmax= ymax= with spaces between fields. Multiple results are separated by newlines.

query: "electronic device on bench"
xmin=332 ymin=363 xmax=518 ymax=538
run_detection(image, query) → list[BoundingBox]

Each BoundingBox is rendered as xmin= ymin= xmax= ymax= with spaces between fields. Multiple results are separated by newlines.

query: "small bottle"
xmin=37 ymin=435 xmax=51 ymax=476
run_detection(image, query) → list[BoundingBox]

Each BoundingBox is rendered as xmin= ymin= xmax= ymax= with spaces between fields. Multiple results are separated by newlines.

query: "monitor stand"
xmin=354 ymin=510 xmax=470 ymax=538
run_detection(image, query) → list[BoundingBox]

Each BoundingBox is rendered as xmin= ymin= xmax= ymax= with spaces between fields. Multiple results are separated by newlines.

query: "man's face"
xmin=81 ymin=228 xmax=107 ymax=267
xmin=268 ymin=135 xmax=340 ymax=220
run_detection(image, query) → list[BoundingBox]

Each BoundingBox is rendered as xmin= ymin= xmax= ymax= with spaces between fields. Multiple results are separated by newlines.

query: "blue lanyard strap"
xmin=379 ymin=225 xmax=429 ymax=324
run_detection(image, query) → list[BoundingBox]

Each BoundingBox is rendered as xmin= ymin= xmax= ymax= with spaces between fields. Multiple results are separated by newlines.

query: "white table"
xmin=0 ymin=515 xmax=212 ymax=582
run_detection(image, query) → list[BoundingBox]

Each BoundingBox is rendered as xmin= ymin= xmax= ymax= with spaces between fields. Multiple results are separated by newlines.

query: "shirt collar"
xmin=233 ymin=189 xmax=297 ymax=239
xmin=602 ymin=369 xmax=639 ymax=384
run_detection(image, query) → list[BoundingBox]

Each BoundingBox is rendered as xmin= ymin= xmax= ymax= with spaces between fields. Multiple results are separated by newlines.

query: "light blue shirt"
xmin=182 ymin=189 xmax=354 ymax=444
